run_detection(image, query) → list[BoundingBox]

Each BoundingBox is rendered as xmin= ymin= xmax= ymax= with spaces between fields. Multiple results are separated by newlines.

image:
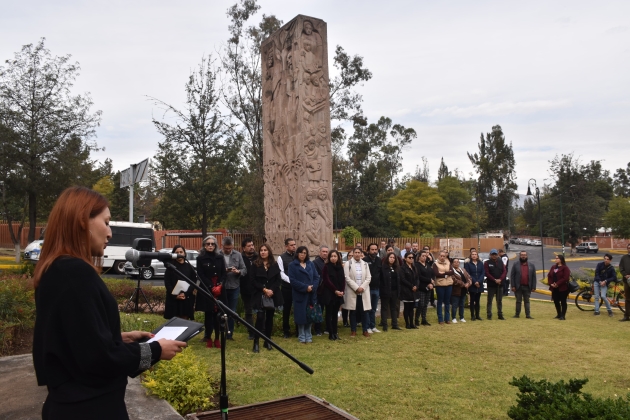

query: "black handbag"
xmin=261 ymin=294 xmax=275 ymax=310
xmin=567 ymin=277 xmax=579 ymax=293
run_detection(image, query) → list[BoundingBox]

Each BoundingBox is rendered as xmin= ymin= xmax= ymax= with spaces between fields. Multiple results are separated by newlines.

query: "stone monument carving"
xmin=261 ymin=15 xmax=333 ymax=255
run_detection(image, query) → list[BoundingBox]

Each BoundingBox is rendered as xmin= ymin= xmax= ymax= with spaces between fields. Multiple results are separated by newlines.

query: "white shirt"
xmin=277 ymin=255 xmax=290 ymax=284
xmin=353 ymin=260 xmax=363 ymax=287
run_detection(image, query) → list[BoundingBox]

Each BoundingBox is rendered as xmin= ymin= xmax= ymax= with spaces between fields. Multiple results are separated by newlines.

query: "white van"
xmin=104 ymin=221 xmax=156 ymax=274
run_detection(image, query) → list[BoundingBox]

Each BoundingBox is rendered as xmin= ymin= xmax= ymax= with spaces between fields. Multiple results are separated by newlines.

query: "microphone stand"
xmin=162 ymin=262 xmax=314 ymax=420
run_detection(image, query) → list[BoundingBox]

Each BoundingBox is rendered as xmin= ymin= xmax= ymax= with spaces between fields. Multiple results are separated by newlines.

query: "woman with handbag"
xmin=400 ymin=253 xmax=419 ymax=329
xmin=433 ymin=251 xmax=454 ymax=325
xmin=321 ymin=250 xmax=345 ymax=341
xmin=251 ymin=243 xmax=283 ymax=352
xmin=196 ymin=236 xmax=227 ymax=348
xmin=163 ymin=245 xmax=196 ymax=320
xmin=548 ymin=254 xmax=571 ymax=320
xmin=288 ymin=246 xmax=320 ymax=344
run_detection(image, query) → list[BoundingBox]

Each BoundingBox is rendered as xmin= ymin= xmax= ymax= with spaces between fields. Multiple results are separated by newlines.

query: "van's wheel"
xmin=113 ymin=260 xmax=126 ymax=275
xmin=140 ymin=267 xmax=154 ymax=280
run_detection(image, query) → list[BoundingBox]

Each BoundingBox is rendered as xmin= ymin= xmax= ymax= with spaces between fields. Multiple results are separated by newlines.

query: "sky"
xmin=1 ymin=0 xmax=629 ymax=195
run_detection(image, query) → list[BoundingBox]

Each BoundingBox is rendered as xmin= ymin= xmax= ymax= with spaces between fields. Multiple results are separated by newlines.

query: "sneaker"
xmin=366 ymin=328 xmax=374 ymax=334
xmin=608 ymin=311 xmax=614 ymax=317
xmin=452 ymin=319 xmax=458 ymax=324
xmin=372 ymin=327 xmax=381 ymax=333
xmin=594 ymin=312 xmax=600 ymax=316
xmin=460 ymin=318 xmax=466 ymax=323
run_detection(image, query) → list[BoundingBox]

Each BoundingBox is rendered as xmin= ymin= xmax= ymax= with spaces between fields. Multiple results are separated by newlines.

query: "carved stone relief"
xmin=261 ymin=15 xmax=333 ymax=255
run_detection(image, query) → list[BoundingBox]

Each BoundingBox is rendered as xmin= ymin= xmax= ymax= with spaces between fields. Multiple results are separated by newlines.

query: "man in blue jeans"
xmin=594 ymin=253 xmax=618 ymax=316
xmin=219 ymin=236 xmax=247 ymax=339
xmin=363 ymin=243 xmax=382 ymax=333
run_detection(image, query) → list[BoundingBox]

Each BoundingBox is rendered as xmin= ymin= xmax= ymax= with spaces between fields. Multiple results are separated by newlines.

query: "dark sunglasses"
xmin=204 ymin=242 xmax=215 ymax=246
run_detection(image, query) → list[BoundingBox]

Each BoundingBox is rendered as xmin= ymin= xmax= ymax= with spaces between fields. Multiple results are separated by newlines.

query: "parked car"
xmin=576 ymin=242 xmax=599 ymax=253
xmin=531 ymin=239 xmax=542 ymax=246
xmin=24 ymin=240 xmax=44 ymax=262
xmin=124 ymin=248 xmax=199 ymax=280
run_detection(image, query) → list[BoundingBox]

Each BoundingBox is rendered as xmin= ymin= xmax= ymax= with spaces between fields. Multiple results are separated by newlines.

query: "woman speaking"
xmin=32 ymin=187 xmax=185 ymax=419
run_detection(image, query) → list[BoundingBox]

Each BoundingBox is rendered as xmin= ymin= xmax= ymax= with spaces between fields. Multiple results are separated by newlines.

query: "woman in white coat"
xmin=343 ymin=247 xmax=372 ymax=337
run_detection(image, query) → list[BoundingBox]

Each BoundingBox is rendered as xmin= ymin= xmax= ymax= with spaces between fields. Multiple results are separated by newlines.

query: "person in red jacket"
xmin=548 ymin=254 xmax=571 ymax=320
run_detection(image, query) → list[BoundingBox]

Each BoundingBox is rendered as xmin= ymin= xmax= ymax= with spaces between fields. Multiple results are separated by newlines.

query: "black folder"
xmin=147 ymin=317 xmax=205 ymax=343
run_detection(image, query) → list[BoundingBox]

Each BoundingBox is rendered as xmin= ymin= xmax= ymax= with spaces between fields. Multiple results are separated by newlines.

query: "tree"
xmin=604 ymin=197 xmax=630 ymax=238
xmin=387 ymin=180 xmax=446 ymax=236
xmin=436 ymin=176 xmax=474 ymax=237
xmin=437 ymin=157 xmax=451 ymax=182
xmin=613 ymin=163 xmax=630 ymax=198
xmin=412 ymin=157 xmax=430 ymax=183
xmin=467 ymin=125 xmax=517 ymax=231
xmin=150 ymin=57 xmax=240 ymax=237
xmin=0 ymin=38 xmax=102 ymax=241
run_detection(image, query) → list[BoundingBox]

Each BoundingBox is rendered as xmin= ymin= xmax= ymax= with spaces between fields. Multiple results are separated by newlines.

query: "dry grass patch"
xmin=188 ymin=298 xmax=630 ymax=419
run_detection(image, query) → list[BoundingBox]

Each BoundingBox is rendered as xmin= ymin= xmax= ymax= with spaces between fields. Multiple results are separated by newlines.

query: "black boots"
xmin=264 ymin=341 xmax=273 ymax=350
xmin=421 ymin=318 xmax=431 ymax=326
xmin=252 ymin=338 xmax=260 ymax=353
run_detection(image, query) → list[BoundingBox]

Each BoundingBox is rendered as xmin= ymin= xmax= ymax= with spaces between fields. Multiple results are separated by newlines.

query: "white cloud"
xmin=421 ymin=100 xmax=571 ymax=118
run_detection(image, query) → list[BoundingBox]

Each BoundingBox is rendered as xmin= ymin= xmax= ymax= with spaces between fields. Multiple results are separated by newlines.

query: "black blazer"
xmin=399 ymin=263 xmax=419 ymax=301
xmin=252 ymin=262 xmax=284 ymax=310
xmin=163 ymin=261 xmax=196 ymax=319
xmin=195 ymin=251 xmax=227 ymax=311
xmin=380 ymin=264 xmax=400 ymax=299
xmin=416 ymin=261 xmax=434 ymax=292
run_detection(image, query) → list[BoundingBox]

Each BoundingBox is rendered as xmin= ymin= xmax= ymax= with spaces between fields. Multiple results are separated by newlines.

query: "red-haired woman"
xmin=32 ymin=187 xmax=185 ymax=420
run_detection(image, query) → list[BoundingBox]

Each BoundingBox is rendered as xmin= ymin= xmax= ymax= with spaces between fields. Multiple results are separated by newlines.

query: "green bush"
xmin=142 ymin=348 xmax=215 ymax=415
xmin=119 ymin=313 xmax=165 ymax=333
xmin=0 ymin=274 xmax=35 ymax=355
xmin=340 ymin=226 xmax=361 ymax=248
xmin=508 ymin=375 xmax=630 ymax=419
xmin=102 ymin=278 xmax=166 ymax=313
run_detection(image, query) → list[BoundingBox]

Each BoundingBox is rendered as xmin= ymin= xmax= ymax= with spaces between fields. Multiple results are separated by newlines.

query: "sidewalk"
xmin=0 ymin=354 xmax=182 ymax=420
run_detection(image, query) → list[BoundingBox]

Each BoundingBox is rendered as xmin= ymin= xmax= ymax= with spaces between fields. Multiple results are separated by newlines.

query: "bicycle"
xmin=574 ymin=278 xmax=626 ymax=314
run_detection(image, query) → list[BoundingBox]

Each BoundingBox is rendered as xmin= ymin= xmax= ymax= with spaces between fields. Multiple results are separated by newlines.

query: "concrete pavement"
xmin=0 ymin=354 xmax=183 ymax=420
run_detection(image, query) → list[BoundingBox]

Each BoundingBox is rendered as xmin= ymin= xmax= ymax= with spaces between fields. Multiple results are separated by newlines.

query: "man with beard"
xmin=510 ymin=251 xmax=537 ymax=319
xmin=278 ymin=238 xmax=297 ymax=337
xmin=363 ymin=243 xmax=383 ymax=333
xmin=484 ymin=249 xmax=506 ymax=320
xmin=241 ymin=238 xmax=258 ymax=339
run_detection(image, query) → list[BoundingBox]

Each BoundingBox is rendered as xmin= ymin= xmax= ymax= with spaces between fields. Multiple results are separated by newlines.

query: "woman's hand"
xmin=265 ymin=288 xmax=274 ymax=297
xmin=307 ymin=285 xmax=313 ymax=292
xmin=428 ymin=284 xmax=434 ymax=290
xmin=158 ymin=339 xmax=187 ymax=360
xmin=474 ymin=282 xmax=480 ymax=288
xmin=122 ymin=331 xmax=153 ymax=343
xmin=177 ymin=292 xmax=186 ymax=300
xmin=335 ymin=290 xmax=343 ymax=296
xmin=356 ymin=287 xmax=364 ymax=294
xmin=412 ymin=286 xmax=417 ymax=292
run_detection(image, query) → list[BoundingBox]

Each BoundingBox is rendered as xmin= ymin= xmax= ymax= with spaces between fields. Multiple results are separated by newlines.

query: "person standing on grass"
xmin=619 ymin=243 xmax=630 ymax=322
xmin=450 ymin=258 xmax=472 ymax=323
xmin=321 ymin=250 xmax=345 ymax=340
xmin=218 ymin=237 xmax=247 ymax=340
xmin=433 ymin=250 xmax=454 ymax=325
xmin=423 ymin=246 xmax=437 ymax=308
xmin=343 ymin=247 xmax=372 ymax=337
xmin=312 ymin=245 xmax=329 ymax=336
xmin=252 ymin=243 xmax=283 ymax=353
xmin=288 ymin=246 xmax=319 ymax=344
xmin=510 ymin=251 xmax=537 ymax=319
xmin=400 ymin=252 xmax=419 ymax=329
xmin=416 ymin=251 xmax=435 ymax=326
xmin=196 ymin=236 xmax=227 ymax=349
xmin=240 ymin=238 xmax=258 ymax=340
xmin=364 ymin=243 xmax=383 ymax=333
xmin=499 ymin=249 xmax=510 ymax=297
xmin=465 ymin=250 xmax=485 ymax=321
xmin=548 ymin=254 xmax=571 ymax=320
xmin=163 ymin=245 xmax=196 ymax=321
xmin=278 ymin=238 xmax=297 ymax=338
xmin=484 ymin=249 xmax=506 ymax=320
xmin=380 ymin=252 xmax=401 ymax=330
xmin=593 ymin=253 xmax=617 ymax=317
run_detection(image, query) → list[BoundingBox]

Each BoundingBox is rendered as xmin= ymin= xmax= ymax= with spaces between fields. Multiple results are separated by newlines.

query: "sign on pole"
xmin=119 ymin=158 xmax=150 ymax=222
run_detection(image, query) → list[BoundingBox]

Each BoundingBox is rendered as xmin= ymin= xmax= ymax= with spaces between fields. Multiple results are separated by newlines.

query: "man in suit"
xmin=510 ymin=251 xmax=536 ymax=319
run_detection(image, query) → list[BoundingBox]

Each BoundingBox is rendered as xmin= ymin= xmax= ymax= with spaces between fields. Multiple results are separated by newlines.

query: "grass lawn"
xmin=172 ymin=297 xmax=628 ymax=419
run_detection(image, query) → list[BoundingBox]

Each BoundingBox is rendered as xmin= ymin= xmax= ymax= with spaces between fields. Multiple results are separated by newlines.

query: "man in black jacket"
xmin=313 ymin=245 xmax=329 ymax=335
xmin=510 ymin=251 xmax=536 ymax=319
xmin=278 ymin=238 xmax=296 ymax=338
xmin=241 ymin=238 xmax=258 ymax=339
xmin=364 ymin=243 xmax=383 ymax=333
xmin=484 ymin=249 xmax=506 ymax=320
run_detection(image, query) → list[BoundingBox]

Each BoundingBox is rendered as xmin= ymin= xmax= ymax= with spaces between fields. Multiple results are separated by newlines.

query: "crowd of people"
xmin=157 ymin=237 xmax=629 ymax=352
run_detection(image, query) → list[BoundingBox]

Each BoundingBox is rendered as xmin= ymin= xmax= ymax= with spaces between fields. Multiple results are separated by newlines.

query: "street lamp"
xmin=526 ymin=179 xmax=544 ymax=274
xmin=557 ymin=185 xmax=575 ymax=258
xmin=472 ymin=197 xmax=480 ymax=251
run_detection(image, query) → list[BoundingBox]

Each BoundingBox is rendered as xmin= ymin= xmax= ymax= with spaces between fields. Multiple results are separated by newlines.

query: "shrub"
xmin=102 ymin=278 xmax=166 ymax=313
xmin=142 ymin=348 xmax=215 ymax=415
xmin=508 ymin=375 xmax=630 ymax=419
xmin=0 ymin=274 xmax=35 ymax=355
xmin=119 ymin=313 xmax=165 ymax=333
xmin=340 ymin=226 xmax=361 ymax=248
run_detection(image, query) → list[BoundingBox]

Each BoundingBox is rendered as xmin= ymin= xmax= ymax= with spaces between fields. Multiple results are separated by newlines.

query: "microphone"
xmin=125 ymin=249 xmax=183 ymax=264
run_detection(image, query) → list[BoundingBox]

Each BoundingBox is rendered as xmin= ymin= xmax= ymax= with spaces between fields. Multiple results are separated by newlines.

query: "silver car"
xmin=124 ymin=248 xmax=198 ymax=280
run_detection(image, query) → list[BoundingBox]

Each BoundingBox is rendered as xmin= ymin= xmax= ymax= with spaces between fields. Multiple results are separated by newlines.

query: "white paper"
xmin=147 ymin=326 xmax=188 ymax=343
xmin=171 ymin=280 xmax=189 ymax=295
